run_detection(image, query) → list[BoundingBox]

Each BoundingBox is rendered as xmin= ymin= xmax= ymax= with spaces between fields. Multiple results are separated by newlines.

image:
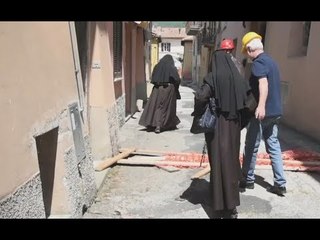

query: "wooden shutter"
xmin=113 ymin=21 xmax=123 ymax=79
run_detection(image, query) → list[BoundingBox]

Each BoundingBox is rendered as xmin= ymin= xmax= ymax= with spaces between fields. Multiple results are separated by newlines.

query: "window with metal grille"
xmin=113 ymin=21 xmax=123 ymax=79
xmin=302 ymin=22 xmax=311 ymax=48
xmin=161 ymin=42 xmax=171 ymax=52
xmin=288 ymin=21 xmax=311 ymax=57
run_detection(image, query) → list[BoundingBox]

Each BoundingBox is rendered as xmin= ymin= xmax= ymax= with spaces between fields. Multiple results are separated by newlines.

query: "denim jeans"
xmin=242 ymin=116 xmax=286 ymax=187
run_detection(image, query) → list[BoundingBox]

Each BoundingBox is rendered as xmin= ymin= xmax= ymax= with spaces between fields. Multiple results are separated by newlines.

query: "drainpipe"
xmin=69 ymin=21 xmax=84 ymax=112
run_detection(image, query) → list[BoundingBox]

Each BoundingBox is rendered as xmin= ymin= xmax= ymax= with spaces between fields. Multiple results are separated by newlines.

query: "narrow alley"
xmin=2 ymin=22 xmax=320 ymax=219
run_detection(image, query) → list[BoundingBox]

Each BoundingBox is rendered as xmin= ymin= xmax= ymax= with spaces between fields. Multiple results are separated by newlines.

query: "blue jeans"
xmin=242 ymin=117 xmax=286 ymax=187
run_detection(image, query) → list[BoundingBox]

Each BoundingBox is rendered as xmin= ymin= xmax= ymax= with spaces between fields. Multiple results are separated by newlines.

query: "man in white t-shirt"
xmin=174 ymin=57 xmax=183 ymax=78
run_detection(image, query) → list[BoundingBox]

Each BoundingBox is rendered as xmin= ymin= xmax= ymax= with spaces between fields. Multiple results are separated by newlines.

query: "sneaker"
xmin=230 ymin=208 xmax=238 ymax=219
xmin=155 ymin=126 xmax=161 ymax=134
xmin=222 ymin=208 xmax=238 ymax=219
xmin=239 ymin=181 xmax=254 ymax=189
xmin=267 ymin=185 xmax=286 ymax=196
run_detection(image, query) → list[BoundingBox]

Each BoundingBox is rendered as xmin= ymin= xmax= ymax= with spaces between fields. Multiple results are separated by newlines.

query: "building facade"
xmin=186 ymin=21 xmax=320 ymax=143
xmin=0 ymin=21 xmax=150 ymax=218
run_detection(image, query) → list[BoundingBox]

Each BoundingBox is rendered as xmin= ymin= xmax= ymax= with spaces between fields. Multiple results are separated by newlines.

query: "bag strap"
xmin=208 ymin=97 xmax=216 ymax=114
xmin=200 ymin=141 xmax=207 ymax=167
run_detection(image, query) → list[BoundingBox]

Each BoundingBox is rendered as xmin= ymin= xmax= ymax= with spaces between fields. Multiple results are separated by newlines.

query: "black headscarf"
xmin=151 ymin=54 xmax=180 ymax=84
xmin=204 ymin=50 xmax=250 ymax=119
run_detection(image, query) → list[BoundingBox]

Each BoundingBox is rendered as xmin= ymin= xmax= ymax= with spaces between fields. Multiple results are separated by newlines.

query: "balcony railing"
xmin=202 ymin=33 xmax=215 ymax=47
xmin=186 ymin=21 xmax=201 ymax=35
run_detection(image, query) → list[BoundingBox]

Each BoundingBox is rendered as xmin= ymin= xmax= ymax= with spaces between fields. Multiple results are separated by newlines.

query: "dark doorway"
xmin=35 ymin=127 xmax=59 ymax=218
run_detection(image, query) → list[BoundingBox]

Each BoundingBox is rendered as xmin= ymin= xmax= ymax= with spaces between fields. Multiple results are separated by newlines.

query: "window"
xmin=302 ymin=22 xmax=311 ymax=49
xmin=161 ymin=42 xmax=171 ymax=52
xmin=113 ymin=21 xmax=123 ymax=79
xmin=288 ymin=22 xmax=311 ymax=57
xmin=281 ymin=81 xmax=289 ymax=105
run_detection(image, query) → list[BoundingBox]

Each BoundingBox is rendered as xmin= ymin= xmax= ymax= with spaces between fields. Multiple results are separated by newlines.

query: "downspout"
xmin=69 ymin=21 xmax=85 ymax=112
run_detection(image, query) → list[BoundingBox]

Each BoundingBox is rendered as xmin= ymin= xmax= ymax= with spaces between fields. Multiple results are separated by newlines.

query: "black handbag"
xmin=240 ymin=91 xmax=258 ymax=129
xmin=246 ymin=91 xmax=258 ymax=113
xmin=190 ymin=98 xmax=216 ymax=134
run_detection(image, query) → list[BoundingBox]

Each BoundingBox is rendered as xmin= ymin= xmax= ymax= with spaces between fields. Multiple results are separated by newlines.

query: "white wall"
xmin=159 ymin=38 xmax=184 ymax=60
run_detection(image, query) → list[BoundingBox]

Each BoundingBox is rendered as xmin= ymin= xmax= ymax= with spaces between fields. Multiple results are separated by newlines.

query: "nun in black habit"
xmin=194 ymin=50 xmax=250 ymax=218
xmin=139 ymin=54 xmax=181 ymax=133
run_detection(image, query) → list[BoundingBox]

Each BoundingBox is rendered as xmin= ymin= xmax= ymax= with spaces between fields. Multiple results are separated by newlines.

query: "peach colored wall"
xmin=135 ymin=27 xmax=147 ymax=102
xmin=130 ymin=27 xmax=137 ymax=113
xmin=88 ymin=22 xmax=120 ymax=160
xmin=124 ymin=22 xmax=133 ymax=114
xmin=89 ymin=22 xmax=115 ymax=108
xmin=123 ymin=22 xmax=148 ymax=114
xmin=120 ymin=23 xmax=126 ymax=102
xmin=265 ymin=22 xmax=320 ymax=141
xmin=182 ymin=41 xmax=192 ymax=80
xmin=151 ymin=38 xmax=160 ymax=73
xmin=0 ymin=22 xmax=78 ymax=198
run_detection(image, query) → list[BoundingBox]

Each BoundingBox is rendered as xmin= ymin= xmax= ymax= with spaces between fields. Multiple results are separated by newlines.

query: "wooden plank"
xmin=127 ymin=156 xmax=165 ymax=161
xmin=191 ymin=165 xmax=210 ymax=179
xmin=95 ymin=147 xmax=136 ymax=171
xmin=156 ymin=165 xmax=180 ymax=172
xmin=119 ymin=148 xmax=172 ymax=156
xmin=117 ymin=158 xmax=208 ymax=167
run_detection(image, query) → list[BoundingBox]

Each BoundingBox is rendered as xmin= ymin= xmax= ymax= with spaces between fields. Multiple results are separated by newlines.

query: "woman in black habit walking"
xmin=139 ymin=54 xmax=181 ymax=133
xmin=194 ymin=47 xmax=250 ymax=218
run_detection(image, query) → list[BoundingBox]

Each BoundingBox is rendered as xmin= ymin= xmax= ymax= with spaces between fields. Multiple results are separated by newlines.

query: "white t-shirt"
xmin=174 ymin=60 xmax=182 ymax=70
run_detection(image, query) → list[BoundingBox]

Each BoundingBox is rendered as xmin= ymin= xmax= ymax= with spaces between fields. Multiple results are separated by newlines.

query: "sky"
xmin=152 ymin=22 xmax=186 ymax=28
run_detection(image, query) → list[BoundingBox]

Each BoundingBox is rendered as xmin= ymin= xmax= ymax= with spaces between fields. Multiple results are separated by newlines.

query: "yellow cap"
xmin=241 ymin=32 xmax=262 ymax=53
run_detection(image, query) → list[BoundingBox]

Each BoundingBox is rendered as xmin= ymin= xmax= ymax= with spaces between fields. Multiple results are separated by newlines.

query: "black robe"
xmin=139 ymin=55 xmax=181 ymax=130
xmin=194 ymin=51 xmax=250 ymax=213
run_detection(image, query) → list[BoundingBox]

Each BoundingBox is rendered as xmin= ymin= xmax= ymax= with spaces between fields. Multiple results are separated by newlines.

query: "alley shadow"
xmin=239 ymin=174 xmax=271 ymax=194
xmin=254 ymin=174 xmax=272 ymax=189
xmin=179 ymin=179 xmax=215 ymax=218
xmin=181 ymin=80 xmax=199 ymax=92
xmin=278 ymin=123 xmax=320 ymax=185
xmin=278 ymin=123 xmax=320 ymax=152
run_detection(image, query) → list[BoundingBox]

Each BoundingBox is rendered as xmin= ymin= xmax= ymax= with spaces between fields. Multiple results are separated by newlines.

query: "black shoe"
xmin=230 ymin=208 xmax=238 ymax=219
xmin=146 ymin=126 xmax=154 ymax=132
xmin=267 ymin=185 xmax=286 ymax=196
xmin=222 ymin=208 xmax=238 ymax=219
xmin=239 ymin=181 xmax=254 ymax=189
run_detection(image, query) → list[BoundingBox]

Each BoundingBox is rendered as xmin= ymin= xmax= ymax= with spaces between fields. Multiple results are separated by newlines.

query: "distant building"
xmin=152 ymin=26 xmax=187 ymax=62
xmin=181 ymin=36 xmax=193 ymax=81
xmin=153 ymin=22 xmax=186 ymax=28
xmin=151 ymin=32 xmax=161 ymax=74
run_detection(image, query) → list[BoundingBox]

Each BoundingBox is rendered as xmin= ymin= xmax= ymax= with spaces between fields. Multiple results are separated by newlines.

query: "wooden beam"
xmin=119 ymin=148 xmax=173 ymax=156
xmin=157 ymin=165 xmax=180 ymax=172
xmin=117 ymin=158 xmax=208 ymax=167
xmin=95 ymin=148 xmax=136 ymax=171
xmin=191 ymin=165 xmax=210 ymax=179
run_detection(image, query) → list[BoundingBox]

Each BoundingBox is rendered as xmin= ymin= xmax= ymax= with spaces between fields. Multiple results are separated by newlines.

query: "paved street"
xmin=84 ymin=83 xmax=320 ymax=219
